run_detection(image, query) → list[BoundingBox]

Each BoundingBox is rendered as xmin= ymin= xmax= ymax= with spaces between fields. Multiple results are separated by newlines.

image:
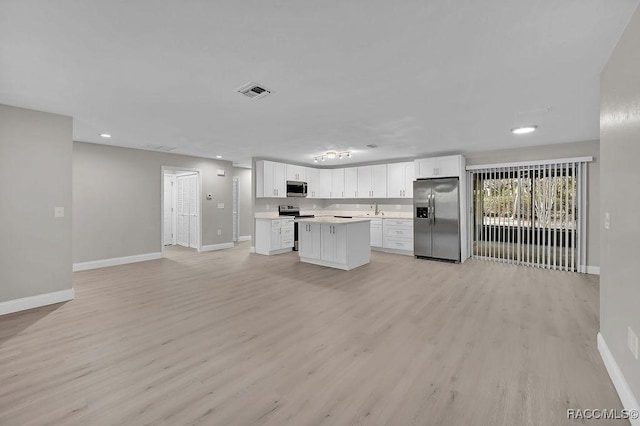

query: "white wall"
xmin=0 ymin=104 xmax=73 ymax=304
xmin=600 ymin=4 xmax=640 ymax=411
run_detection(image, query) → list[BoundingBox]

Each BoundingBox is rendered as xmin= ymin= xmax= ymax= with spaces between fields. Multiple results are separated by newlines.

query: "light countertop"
xmin=295 ymin=217 xmax=372 ymax=225
xmin=255 ymin=211 xmax=412 ymax=220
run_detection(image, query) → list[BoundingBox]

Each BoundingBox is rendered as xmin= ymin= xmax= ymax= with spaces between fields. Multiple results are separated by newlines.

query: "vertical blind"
xmin=465 ymin=157 xmax=591 ymax=273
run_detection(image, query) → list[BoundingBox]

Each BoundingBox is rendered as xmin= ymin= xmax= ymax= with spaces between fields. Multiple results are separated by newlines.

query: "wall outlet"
xmin=217 ymin=229 xmax=222 ymax=236
xmin=604 ymin=212 xmax=610 ymax=230
xmin=628 ymin=326 xmax=639 ymax=360
xmin=313 ymin=204 xmax=316 ymax=209
xmin=266 ymin=204 xmax=269 ymax=210
xmin=54 ymin=207 xmax=64 ymax=218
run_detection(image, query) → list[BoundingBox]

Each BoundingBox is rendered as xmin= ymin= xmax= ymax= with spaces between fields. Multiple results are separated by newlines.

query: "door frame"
xmin=163 ymin=174 xmax=177 ymax=246
xmin=160 ymin=166 xmax=203 ymax=256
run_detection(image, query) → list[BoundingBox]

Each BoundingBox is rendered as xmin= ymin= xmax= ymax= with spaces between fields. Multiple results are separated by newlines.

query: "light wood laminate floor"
xmin=0 ymin=243 xmax=625 ymax=425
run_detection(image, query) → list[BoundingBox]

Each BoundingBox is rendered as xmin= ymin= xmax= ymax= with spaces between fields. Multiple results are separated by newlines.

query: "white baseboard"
xmin=598 ymin=332 xmax=640 ymax=425
xmin=73 ymin=252 xmax=162 ymax=272
xmin=199 ymin=242 xmax=234 ymax=252
xmin=238 ymin=235 xmax=252 ymax=242
xmin=587 ymin=265 xmax=601 ymax=275
xmin=0 ymin=289 xmax=75 ymax=316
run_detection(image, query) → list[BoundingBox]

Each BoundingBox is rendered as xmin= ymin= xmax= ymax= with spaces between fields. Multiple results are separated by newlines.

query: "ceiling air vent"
xmin=236 ymin=81 xmax=272 ymax=100
xmin=143 ymin=144 xmax=176 ymax=152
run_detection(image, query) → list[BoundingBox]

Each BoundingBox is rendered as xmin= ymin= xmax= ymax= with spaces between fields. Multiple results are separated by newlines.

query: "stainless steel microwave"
xmin=286 ymin=181 xmax=308 ymax=197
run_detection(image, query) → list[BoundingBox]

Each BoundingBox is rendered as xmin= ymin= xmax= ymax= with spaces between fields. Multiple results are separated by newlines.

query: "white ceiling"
xmin=1 ymin=1 xmax=638 ymax=167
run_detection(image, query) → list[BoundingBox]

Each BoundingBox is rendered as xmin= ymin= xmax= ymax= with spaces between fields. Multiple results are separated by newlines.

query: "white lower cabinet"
xmin=255 ymin=218 xmax=294 ymax=255
xmin=380 ymin=219 xmax=413 ymax=254
xmin=298 ymin=222 xmax=321 ymax=260
xmin=370 ymin=218 xmax=383 ymax=247
xmin=298 ymin=219 xmax=371 ymax=270
xmin=321 ymin=223 xmax=347 ymax=264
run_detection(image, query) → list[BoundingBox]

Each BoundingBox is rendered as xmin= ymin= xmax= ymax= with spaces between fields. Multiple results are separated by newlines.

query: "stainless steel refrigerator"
xmin=414 ymin=178 xmax=461 ymax=262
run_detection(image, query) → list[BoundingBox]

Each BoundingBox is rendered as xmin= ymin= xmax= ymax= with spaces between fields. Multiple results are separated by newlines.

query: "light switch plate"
xmin=604 ymin=212 xmax=610 ymax=229
xmin=54 ymin=207 xmax=64 ymax=218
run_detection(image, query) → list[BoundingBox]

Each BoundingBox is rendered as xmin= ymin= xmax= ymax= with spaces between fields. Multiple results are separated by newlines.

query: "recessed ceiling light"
xmin=216 ymin=155 xmax=222 ymax=159
xmin=511 ymin=125 xmax=538 ymax=135
xmin=99 ymin=133 xmax=112 ymax=138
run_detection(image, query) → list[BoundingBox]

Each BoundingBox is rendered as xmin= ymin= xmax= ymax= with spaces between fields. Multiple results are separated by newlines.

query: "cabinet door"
xmin=415 ymin=158 xmax=438 ymax=179
xmin=334 ymin=225 xmax=347 ymax=264
xmin=404 ymin=162 xmax=415 ymax=197
xmin=273 ymin=162 xmax=287 ymax=197
xmin=306 ymin=167 xmax=319 ymax=198
xmin=371 ymin=164 xmax=387 ymax=198
xmin=331 ymin=169 xmax=345 ymax=199
xmin=318 ymin=169 xmax=332 ymax=198
xmin=437 ymin=155 xmax=461 ymax=178
xmin=344 ymin=167 xmax=358 ymax=198
xmin=370 ymin=219 xmax=383 ymax=247
xmin=387 ymin=163 xmax=405 ymax=198
xmin=299 ymin=223 xmax=321 ymax=259
xmin=357 ymin=166 xmax=373 ymax=198
xmin=261 ymin=161 xmax=275 ymax=197
xmin=286 ymin=164 xmax=306 ymax=182
xmin=320 ymin=224 xmax=335 ymax=261
xmin=270 ymin=223 xmax=281 ymax=250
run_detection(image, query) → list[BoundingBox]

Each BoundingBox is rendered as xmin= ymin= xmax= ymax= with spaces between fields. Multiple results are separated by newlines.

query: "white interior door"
xmin=163 ymin=175 xmax=175 ymax=245
xmin=176 ymin=176 xmax=188 ymax=247
xmin=187 ymin=174 xmax=198 ymax=249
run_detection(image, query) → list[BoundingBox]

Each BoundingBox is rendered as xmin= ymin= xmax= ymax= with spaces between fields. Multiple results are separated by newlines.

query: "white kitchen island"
xmin=297 ymin=217 xmax=371 ymax=271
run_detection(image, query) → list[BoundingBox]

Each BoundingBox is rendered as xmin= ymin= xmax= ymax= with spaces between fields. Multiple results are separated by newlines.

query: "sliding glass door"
xmin=468 ymin=160 xmax=588 ymax=272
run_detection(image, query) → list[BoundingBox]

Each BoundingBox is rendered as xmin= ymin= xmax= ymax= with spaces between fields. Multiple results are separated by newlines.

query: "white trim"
xmin=250 ymin=246 xmax=256 ymax=253
xmin=465 ymin=156 xmax=593 ymax=171
xmin=73 ymin=252 xmax=162 ymax=271
xmin=598 ymin=333 xmax=640 ymax=425
xmin=0 ymin=289 xmax=74 ymax=316
xmin=586 ymin=266 xmax=600 ymax=275
xmin=238 ymin=235 xmax=252 ymax=242
xmin=199 ymin=242 xmax=234 ymax=252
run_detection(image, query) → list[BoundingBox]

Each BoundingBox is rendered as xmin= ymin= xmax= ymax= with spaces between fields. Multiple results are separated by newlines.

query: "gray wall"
xmin=0 ymin=104 xmax=72 ymax=302
xmin=463 ymin=140 xmax=600 ymax=268
xmin=233 ymin=167 xmax=253 ymax=238
xmin=73 ymin=142 xmax=234 ymax=263
xmin=600 ymin=5 xmax=640 ymax=403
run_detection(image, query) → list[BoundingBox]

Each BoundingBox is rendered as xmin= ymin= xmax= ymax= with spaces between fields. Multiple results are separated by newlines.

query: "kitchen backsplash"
xmin=254 ymin=197 xmax=412 ymax=215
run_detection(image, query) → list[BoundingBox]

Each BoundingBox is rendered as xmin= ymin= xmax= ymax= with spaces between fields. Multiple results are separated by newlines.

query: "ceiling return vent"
xmin=236 ymin=81 xmax=272 ymax=99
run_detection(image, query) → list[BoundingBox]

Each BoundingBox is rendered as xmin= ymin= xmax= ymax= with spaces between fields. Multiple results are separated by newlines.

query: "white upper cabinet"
xmin=286 ymin=164 xmax=306 ymax=182
xmin=414 ymin=155 xmax=463 ymax=179
xmin=331 ymin=169 xmax=345 ymax=198
xmin=318 ymin=169 xmax=332 ymax=198
xmin=357 ymin=165 xmax=387 ymax=198
xmin=306 ymin=167 xmax=320 ymax=198
xmin=344 ymin=167 xmax=358 ymax=198
xmin=256 ymin=160 xmax=287 ymax=198
xmin=387 ymin=162 xmax=415 ymax=198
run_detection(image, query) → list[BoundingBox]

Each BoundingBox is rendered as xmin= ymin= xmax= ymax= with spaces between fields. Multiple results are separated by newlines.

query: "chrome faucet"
xmin=371 ymin=201 xmax=382 ymax=215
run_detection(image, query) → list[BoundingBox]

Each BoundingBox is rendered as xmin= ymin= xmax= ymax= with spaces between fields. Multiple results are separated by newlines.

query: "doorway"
xmin=162 ymin=167 xmax=202 ymax=254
